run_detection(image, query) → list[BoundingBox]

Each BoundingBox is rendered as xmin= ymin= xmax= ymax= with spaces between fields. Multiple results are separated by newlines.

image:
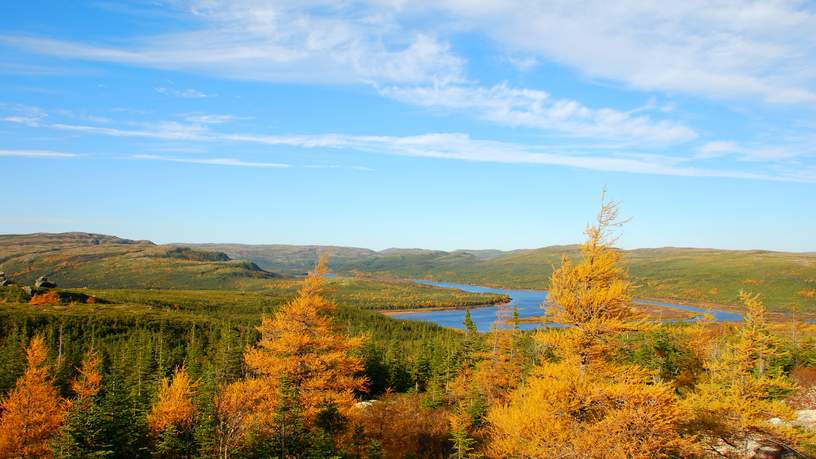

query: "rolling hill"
xmin=0 ymin=233 xmax=281 ymax=289
xmin=194 ymin=242 xmax=816 ymax=311
xmin=3 ymin=233 xmax=815 ymax=311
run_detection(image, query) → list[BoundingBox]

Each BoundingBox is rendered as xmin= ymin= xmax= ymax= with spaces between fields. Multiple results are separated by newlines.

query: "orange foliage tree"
xmin=147 ymin=366 xmax=198 ymax=434
xmin=215 ymin=256 xmax=367 ymax=455
xmin=70 ymin=351 xmax=101 ymax=407
xmin=0 ymin=335 xmax=68 ymax=458
xmin=487 ymin=193 xmax=694 ymax=458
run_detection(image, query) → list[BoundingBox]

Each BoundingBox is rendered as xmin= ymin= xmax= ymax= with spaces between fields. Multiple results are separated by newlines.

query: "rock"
xmin=753 ymin=443 xmax=788 ymax=459
xmin=795 ymin=409 xmax=816 ymax=429
xmin=354 ymin=400 xmax=377 ymax=409
xmin=0 ymin=279 xmax=11 ymax=286
xmin=34 ymin=276 xmax=56 ymax=289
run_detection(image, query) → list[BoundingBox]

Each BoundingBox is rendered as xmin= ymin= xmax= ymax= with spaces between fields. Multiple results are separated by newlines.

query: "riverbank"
xmin=379 ymin=301 xmax=512 ymax=316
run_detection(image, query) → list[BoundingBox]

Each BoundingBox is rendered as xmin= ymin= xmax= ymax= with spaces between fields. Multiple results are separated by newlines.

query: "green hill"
xmin=3 ymin=233 xmax=815 ymax=311
xmin=194 ymin=242 xmax=816 ymax=311
xmin=0 ymin=233 xmax=281 ymax=289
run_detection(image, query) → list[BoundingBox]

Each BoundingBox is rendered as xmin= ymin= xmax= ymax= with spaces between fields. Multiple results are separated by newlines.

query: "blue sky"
xmin=0 ymin=1 xmax=814 ymax=251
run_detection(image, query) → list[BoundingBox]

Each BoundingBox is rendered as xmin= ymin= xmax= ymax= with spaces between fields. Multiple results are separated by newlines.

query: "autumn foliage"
xmin=147 ymin=366 xmax=198 ymax=434
xmin=0 ymin=335 xmax=67 ymax=458
xmin=29 ymin=291 xmax=61 ymax=306
xmin=215 ymin=256 xmax=367 ymax=455
xmin=487 ymin=193 xmax=693 ymax=458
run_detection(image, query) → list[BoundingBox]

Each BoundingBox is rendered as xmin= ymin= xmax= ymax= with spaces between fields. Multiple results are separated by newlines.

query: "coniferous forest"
xmin=1 ymin=199 xmax=815 ymax=458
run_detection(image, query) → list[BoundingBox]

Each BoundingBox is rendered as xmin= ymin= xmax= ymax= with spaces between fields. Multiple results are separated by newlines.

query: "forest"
xmin=1 ymin=200 xmax=815 ymax=458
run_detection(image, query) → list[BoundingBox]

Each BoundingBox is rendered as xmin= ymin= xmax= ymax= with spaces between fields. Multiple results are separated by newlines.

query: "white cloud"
xmin=697 ymin=140 xmax=806 ymax=161
xmin=0 ymin=0 xmax=464 ymax=85
xmin=381 ymin=83 xmax=696 ymax=145
xmin=3 ymin=0 xmax=815 ymax=106
xmin=53 ymin=122 xmax=209 ymax=140
xmin=155 ymin=87 xmax=210 ymax=98
xmin=0 ymin=149 xmax=78 ymax=158
xmin=132 ymin=154 xmax=289 ymax=168
xmin=0 ymin=104 xmax=47 ymax=127
xmin=423 ymin=0 xmax=816 ymax=104
xmin=48 ymin=119 xmax=777 ymax=179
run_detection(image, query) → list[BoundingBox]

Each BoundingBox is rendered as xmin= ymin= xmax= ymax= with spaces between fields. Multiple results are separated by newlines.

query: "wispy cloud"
xmin=0 ymin=0 xmax=464 ymax=85
xmin=381 ymin=83 xmax=696 ymax=145
xmin=55 ymin=121 xmax=778 ymax=180
xmin=0 ymin=104 xmax=47 ymax=127
xmin=421 ymin=0 xmax=816 ymax=104
xmin=4 ymin=1 xmax=815 ymax=105
xmin=132 ymin=154 xmax=289 ymax=168
xmin=11 ymin=110 xmax=808 ymax=181
xmin=0 ymin=149 xmax=78 ymax=158
xmin=697 ymin=140 xmax=809 ymax=161
xmin=155 ymin=86 xmax=211 ymax=98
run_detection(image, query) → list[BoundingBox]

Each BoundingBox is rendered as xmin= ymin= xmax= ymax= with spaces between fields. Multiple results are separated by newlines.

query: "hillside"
xmin=0 ymin=232 xmax=281 ymax=289
xmin=194 ymin=242 xmax=816 ymax=311
xmin=3 ymin=233 xmax=815 ymax=310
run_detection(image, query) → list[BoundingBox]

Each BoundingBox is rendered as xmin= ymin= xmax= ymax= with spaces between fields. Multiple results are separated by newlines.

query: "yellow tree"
xmin=216 ymin=256 xmax=367 ymax=455
xmin=487 ymin=193 xmax=693 ymax=458
xmin=0 ymin=335 xmax=68 ymax=458
xmin=684 ymin=291 xmax=805 ymax=456
xmin=243 ymin=256 xmax=367 ymax=422
xmin=546 ymin=192 xmax=640 ymax=366
xmin=214 ymin=378 xmax=277 ymax=459
xmin=70 ymin=350 xmax=101 ymax=408
xmin=147 ymin=366 xmax=198 ymax=434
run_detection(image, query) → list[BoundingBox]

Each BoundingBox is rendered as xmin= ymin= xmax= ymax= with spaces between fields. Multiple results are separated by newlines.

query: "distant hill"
xmin=192 ymin=242 xmax=816 ymax=311
xmin=0 ymin=233 xmax=281 ymax=289
xmin=3 ymin=233 xmax=815 ymax=310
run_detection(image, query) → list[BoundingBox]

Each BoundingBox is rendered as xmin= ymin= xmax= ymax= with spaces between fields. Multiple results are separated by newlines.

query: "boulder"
xmin=34 ymin=276 xmax=56 ymax=289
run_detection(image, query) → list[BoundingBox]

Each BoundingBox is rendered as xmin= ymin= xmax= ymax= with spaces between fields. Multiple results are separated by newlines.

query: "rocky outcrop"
xmin=0 ymin=271 xmax=11 ymax=286
xmin=33 ymin=276 xmax=56 ymax=289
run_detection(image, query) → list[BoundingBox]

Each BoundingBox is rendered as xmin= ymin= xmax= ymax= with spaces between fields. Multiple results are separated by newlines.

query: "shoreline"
xmin=379 ymin=301 xmax=512 ymax=316
xmin=404 ymin=277 xmax=816 ymax=321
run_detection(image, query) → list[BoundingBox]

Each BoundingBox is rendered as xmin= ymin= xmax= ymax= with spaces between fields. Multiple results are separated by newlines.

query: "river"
xmin=391 ymin=279 xmax=743 ymax=332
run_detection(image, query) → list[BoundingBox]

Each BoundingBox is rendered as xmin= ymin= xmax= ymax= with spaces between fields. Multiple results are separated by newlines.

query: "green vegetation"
xmin=0 ymin=233 xmax=280 ymax=290
xmin=202 ymin=242 xmax=816 ymax=311
xmin=6 ymin=233 xmax=814 ymax=311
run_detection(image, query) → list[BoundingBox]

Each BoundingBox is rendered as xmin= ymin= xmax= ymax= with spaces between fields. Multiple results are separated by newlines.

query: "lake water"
xmin=391 ymin=280 xmax=743 ymax=331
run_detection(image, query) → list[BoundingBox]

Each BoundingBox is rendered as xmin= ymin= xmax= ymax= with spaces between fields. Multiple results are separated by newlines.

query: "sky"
xmin=0 ymin=0 xmax=814 ymax=252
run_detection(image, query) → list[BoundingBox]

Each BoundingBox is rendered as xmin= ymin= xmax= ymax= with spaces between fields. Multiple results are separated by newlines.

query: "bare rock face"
xmin=34 ymin=276 xmax=56 ymax=289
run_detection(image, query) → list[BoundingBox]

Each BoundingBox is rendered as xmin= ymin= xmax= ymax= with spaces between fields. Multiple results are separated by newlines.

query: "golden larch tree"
xmin=242 ymin=256 xmax=367 ymax=422
xmin=683 ymin=291 xmax=804 ymax=456
xmin=0 ymin=335 xmax=68 ymax=458
xmin=70 ymin=350 xmax=101 ymax=408
xmin=487 ymin=193 xmax=694 ymax=458
xmin=215 ymin=256 xmax=367 ymax=456
xmin=546 ymin=192 xmax=640 ymax=366
xmin=147 ymin=366 xmax=198 ymax=434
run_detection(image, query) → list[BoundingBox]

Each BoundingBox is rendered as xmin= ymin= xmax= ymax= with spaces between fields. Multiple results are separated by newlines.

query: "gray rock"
xmin=34 ymin=276 xmax=56 ymax=289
